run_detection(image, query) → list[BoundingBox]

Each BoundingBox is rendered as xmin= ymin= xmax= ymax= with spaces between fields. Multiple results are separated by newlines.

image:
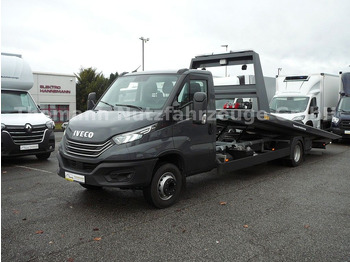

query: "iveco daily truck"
xmin=57 ymin=51 xmax=339 ymax=208
xmin=331 ymin=71 xmax=350 ymax=139
xmin=1 ymin=53 xmax=55 ymax=159
xmin=270 ymin=74 xmax=339 ymax=129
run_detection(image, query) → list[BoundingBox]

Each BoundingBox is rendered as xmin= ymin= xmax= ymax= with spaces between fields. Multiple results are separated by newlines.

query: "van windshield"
xmin=338 ymin=96 xmax=350 ymax=112
xmin=270 ymin=96 xmax=309 ymax=113
xmin=1 ymin=90 xmax=40 ymax=114
xmin=95 ymin=74 xmax=179 ymax=111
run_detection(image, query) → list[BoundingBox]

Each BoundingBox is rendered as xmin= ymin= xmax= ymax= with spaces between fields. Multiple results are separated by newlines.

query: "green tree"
xmin=75 ymin=68 xmax=118 ymax=112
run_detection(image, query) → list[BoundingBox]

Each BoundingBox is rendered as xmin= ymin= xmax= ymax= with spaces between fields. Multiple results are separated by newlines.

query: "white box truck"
xmin=269 ymin=73 xmax=339 ymax=129
xmin=1 ymin=53 xmax=55 ymax=159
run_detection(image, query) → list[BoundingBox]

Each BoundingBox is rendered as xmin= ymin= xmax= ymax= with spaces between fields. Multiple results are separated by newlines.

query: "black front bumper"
xmin=331 ymin=127 xmax=350 ymax=139
xmin=57 ymin=151 xmax=158 ymax=188
xmin=1 ymin=130 xmax=55 ymax=157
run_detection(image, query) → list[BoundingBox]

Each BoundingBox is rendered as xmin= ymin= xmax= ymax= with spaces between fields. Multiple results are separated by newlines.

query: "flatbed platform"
xmin=216 ymin=110 xmax=340 ymax=141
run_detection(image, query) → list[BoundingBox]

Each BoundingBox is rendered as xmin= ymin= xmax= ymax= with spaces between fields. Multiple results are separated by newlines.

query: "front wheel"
xmin=143 ymin=163 xmax=183 ymax=209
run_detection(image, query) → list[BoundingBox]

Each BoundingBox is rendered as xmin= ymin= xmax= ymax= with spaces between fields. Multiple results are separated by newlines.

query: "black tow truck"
xmin=57 ymin=51 xmax=340 ymax=208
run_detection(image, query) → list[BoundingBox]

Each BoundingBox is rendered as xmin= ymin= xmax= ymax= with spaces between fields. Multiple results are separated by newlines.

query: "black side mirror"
xmin=327 ymin=107 xmax=332 ymax=113
xmin=193 ymin=92 xmax=207 ymax=125
xmin=87 ymin=92 xmax=96 ymax=110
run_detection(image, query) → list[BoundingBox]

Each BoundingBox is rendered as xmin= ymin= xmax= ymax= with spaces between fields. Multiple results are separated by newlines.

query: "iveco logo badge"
xmin=73 ymin=130 xmax=94 ymax=138
xmin=25 ymin=123 xmax=33 ymax=133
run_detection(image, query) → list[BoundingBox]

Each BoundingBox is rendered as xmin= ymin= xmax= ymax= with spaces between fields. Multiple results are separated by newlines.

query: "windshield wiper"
xmin=340 ymin=109 xmax=350 ymax=113
xmin=115 ymin=104 xmax=144 ymax=111
xmin=99 ymin=100 xmax=115 ymax=111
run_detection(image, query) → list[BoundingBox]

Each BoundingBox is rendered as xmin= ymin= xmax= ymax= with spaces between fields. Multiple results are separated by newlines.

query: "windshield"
xmin=270 ymin=96 xmax=309 ymax=113
xmin=95 ymin=74 xmax=179 ymax=111
xmin=338 ymin=96 xmax=350 ymax=112
xmin=1 ymin=90 xmax=40 ymax=114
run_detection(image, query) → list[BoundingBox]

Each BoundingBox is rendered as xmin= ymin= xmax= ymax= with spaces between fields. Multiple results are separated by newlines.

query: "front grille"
xmin=6 ymin=124 xmax=47 ymax=145
xmin=65 ymin=139 xmax=113 ymax=158
xmin=62 ymin=157 xmax=98 ymax=172
xmin=340 ymin=120 xmax=350 ymax=129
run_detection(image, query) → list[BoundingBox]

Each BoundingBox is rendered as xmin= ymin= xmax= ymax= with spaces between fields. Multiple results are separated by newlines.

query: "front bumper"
xmin=1 ymin=130 xmax=55 ymax=157
xmin=57 ymin=151 xmax=158 ymax=188
xmin=331 ymin=127 xmax=350 ymax=139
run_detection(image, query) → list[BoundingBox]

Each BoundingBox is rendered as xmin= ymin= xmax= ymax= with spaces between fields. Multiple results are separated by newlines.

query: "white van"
xmin=1 ymin=53 xmax=55 ymax=159
xmin=270 ymin=74 xmax=339 ymax=129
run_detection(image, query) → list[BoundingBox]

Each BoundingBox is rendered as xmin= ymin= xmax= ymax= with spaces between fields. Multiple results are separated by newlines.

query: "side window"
xmin=309 ymin=97 xmax=317 ymax=114
xmin=177 ymin=79 xmax=208 ymax=117
xmin=177 ymin=82 xmax=190 ymax=106
xmin=177 ymin=80 xmax=208 ymax=106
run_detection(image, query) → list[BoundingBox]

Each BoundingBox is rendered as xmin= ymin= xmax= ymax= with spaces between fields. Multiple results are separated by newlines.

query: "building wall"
xmin=30 ymin=72 xmax=76 ymax=123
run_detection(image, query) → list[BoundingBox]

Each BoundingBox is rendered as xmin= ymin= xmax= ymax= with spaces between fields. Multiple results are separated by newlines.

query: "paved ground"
xmin=1 ymin=132 xmax=350 ymax=261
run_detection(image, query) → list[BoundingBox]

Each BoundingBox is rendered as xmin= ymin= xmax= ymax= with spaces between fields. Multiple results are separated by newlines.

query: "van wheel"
xmin=143 ymin=163 xmax=182 ymax=209
xmin=286 ymin=140 xmax=303 ymax=167
xmin=36 ymin=153 xmax=51 ymax=160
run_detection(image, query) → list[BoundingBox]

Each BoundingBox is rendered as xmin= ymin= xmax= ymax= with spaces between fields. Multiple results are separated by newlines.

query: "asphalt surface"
xmin=1 ymin=132 xmax=350 ymax=262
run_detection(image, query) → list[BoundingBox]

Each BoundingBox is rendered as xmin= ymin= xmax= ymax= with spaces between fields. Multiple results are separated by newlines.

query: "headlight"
xmin=46 ymin=120 xmax=55 ymax=129
xmin=112 ymin=124 xmax=157 ymax=145
xmin=332 ymin=116 xmax=340 ymax=124
xmin=1 ymin=123 xmax=5 ymax=131
xmin=292 ymin=115 xmax=305 ymax=121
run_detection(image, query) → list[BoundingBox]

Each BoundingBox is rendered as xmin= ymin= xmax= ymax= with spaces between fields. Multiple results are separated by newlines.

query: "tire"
xmin=286 ymin=140 xmax=303 ymax=167
xmin=79 ymin=183 xmax=102 ymax=190
xmin=143 ymin=163 xmax=183 ymax=209
xmin=36 ymin=152 xmax=51 ymax=160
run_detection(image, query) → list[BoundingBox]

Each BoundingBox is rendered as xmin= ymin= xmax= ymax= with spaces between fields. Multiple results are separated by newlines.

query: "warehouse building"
xmin=29 ymin=72 xmax=76 ymax=124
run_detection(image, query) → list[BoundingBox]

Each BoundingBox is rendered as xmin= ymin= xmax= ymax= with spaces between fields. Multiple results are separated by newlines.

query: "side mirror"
xmin=193 ymin=92 xmax=207 ymax=125
xmin=327 ymin=107 xmax=332 ymax=113
xmin=87 ymin=92 xmax=96 ymax=110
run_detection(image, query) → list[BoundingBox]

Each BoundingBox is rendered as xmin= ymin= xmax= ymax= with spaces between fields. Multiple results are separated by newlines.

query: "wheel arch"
xmin=156 ymin=152 xmax=186 ymax=176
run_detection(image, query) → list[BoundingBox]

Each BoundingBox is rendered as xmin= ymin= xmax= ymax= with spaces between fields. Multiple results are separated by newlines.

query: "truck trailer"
xmin=57 ymin=51 xmax=339 ymax=208
xmin=270 ymin=73 xmax=339 ymax=129
xmin=1 ymin=53 xmax=55 ymax=159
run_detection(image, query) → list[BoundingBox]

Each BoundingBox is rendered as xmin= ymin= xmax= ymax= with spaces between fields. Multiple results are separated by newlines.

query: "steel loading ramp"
xmin=216 ymin=110 xmax=340 ymax=141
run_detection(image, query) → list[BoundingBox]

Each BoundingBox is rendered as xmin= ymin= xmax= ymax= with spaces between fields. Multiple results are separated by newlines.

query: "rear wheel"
xmin=286 ymin=140 xmax=303 ymax=167
xmin=36 ymin=153 xmax=51 ymax=160
xmin=143 ymin=163 xmax=182 ymax=209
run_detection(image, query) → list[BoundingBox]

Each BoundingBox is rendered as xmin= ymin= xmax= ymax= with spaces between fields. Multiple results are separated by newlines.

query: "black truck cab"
xmin=331 ymin=72 xmax=350 ymax=139
xmin=58 ymin=69 xmax=218 ymax=207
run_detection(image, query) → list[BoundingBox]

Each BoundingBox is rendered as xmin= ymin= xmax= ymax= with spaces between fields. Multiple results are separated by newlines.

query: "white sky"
xmin=2 ymin=0 xmax=350 ymax=78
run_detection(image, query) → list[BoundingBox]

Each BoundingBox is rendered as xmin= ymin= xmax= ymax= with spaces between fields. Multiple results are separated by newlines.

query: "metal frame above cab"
xmin=190 ymin=50 xmax=270 ymax=112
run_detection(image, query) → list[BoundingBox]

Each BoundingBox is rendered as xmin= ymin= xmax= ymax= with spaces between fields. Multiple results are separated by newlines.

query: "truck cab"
xmin=58 ymin=69 xmax=217 ymax=207
xmin=1 ymin=53 xmax=55 ymax=159
xmin=331 ymin=72 xmax=350 ymax=139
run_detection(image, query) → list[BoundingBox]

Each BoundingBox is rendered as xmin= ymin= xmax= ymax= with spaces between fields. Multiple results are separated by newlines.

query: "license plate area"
xmin=20 ymin=144 xmax=39 ymax=150
xmin=65 ymin=171 xmax=85 ymax=183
